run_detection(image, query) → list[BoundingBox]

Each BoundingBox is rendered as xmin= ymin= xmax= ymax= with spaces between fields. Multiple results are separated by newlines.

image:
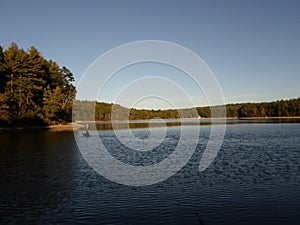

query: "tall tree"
xmin=0 ymin=42 xmax=76 ymax=126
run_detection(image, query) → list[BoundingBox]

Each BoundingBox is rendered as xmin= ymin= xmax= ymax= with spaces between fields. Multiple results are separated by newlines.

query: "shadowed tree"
xmin=0 ymin=42 xmax=76 ymax=126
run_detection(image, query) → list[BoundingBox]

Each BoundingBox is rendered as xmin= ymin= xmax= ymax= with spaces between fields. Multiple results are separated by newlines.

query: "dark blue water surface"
xmin=0 ymin=122 xmax=299 ymax=224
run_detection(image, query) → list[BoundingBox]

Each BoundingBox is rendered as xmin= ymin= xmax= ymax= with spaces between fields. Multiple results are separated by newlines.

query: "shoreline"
xmin=48 ymin=123 xmax=86 ymax=131
xmin=76 ymin=116 xmax=300 ymax=123
xmin=236 ymin=116 xmax=300 ymax=119
xmin=1 ymin=117 xmax=299 ymax=132
xmin=0 ymin=123 xmax=85 ymax=132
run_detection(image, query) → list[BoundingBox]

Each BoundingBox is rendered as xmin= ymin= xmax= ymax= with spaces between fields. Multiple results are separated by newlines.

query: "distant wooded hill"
xmin=74 ymin=98 xmax=300 ymax=121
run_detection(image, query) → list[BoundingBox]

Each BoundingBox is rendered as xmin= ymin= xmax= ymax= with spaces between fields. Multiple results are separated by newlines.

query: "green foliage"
xmin=0 ymin=43 xmax=75 ymax=126
xmin=74 ymin=98 xmax=300 ymax=121
xmin=74 ymin=101 xmax=182 ymax=121
xmin=225 ymin=99 xmax=300 ymax=118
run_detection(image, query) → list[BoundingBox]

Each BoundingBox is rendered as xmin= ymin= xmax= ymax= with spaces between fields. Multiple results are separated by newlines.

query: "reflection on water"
xmin=79 ymin=117 xmax=300 ymax=130
xmin=0 ymin=132 xmax=78 ymax=224
xmin=0 ymin=122 xmax=300 ymax=224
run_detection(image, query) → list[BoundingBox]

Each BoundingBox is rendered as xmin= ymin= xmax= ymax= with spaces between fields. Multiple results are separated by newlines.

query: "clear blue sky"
xmin=1 ymin=0 xmax=299 ymax=109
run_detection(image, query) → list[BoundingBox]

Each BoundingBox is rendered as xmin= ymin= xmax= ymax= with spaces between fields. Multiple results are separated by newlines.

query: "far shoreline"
xmin=1 ymin=117 xmax=299 ymax=132
xmin=76 ymin=116 xmax=300 ymax=123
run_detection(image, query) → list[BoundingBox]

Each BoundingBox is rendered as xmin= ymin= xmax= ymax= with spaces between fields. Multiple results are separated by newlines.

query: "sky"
xmin=1 ymin=0 xmax=299 ymax=109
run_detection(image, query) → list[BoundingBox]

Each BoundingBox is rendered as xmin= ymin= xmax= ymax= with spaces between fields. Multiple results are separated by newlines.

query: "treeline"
xmin=73 ymin=101 xmax=198 ymax=121
xmin=73 ymin=98 xmax=300 ymax=121
xmin=0 ymin=43 xmax=75 ymax=126
xmin=197 ymin=98 xmax=300 ymax=118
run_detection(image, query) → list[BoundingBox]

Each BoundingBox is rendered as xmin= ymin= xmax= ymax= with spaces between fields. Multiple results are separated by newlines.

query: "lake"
xmin=0 ymin=120 xmax=299 ymax=224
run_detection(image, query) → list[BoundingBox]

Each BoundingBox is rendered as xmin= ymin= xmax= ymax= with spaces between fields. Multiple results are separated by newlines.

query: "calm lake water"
xmin=0 ymin=120 xmax=299 ymax=224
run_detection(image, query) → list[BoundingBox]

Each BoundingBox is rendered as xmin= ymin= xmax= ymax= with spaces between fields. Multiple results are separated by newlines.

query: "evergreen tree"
xmin=0 ymin=42 xmax=76 ymax=126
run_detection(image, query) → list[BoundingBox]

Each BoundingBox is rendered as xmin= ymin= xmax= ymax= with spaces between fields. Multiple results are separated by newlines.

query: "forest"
xmin=74 ymin=98 xmax=300 ymax=121
xmin=199 ymin=98 xmax=300 ymax=118
xmin=0 ymin=43 xmax=75 ymax=126
xmin=1 ymin=43 xmax=299 ymax=126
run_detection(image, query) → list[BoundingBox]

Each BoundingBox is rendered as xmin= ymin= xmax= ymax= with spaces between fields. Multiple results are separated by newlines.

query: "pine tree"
xmin=0 ymin=42 xmax=76 ymax=126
